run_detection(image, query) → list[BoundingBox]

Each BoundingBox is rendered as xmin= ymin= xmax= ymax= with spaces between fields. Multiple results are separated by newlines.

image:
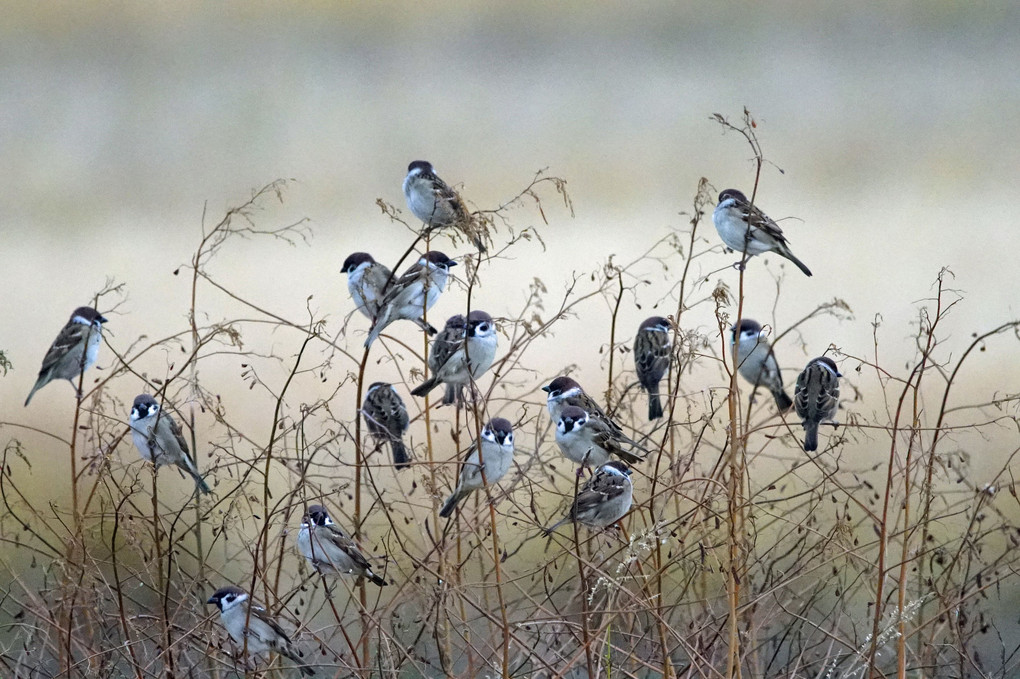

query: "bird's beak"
xmin=98 ymin=315 xmax=109 ymax=324
xmin=541 ymin=385 xmax=551 ymax=393
xmin=206 ymin=595 xmax=218 ymax=605
xmin=447 ymin=261 xmax=458 ymax=268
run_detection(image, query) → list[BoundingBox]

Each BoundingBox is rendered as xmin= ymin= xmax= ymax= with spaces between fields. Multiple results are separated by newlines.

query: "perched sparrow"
xmin=403 ymin=160 xmax=485 ymax=252
xmin=731 ymin=319 xmax=793 ymax=411
xmin=207 ymin=586 xmax=315 ymax=676
xmin=713 ymin=189 xmax=812 ymax=277
xmin=542 ymin=376 xmax=645 ymax=463
xmin=129 ymin=394 xmax=211 ymax=494
xmin=362 ymin=382 xmax=411 ymax=470
xmin=546 ymin=460 xmax=634 ymax=533
xmin=555 ymin=405 xmax=645 ymax=467
xmin=296 ymin=504 xmax=387 ymax=586
xmin=439 ymin=418 xmax=515 ymax=518
xmin=25 ymin=306 xmax=108 ymax=406
xmin=341 ymin=252 xmax=391 ymax=320
xmin=794 ymin=356 xmax=841 ymax=452
xmin=364 ymin=251 xmax=457 ymax=347
xmin=411 ymin=310 xmax=497 ymax=405
xmin=633 ymin=316 xmax=672 ymax=420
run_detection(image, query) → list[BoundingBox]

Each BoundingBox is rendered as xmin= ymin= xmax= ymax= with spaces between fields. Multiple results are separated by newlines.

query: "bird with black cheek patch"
xmin=403 ymin=160 xmax=486 ymax=252
xmin=296 ymin=504 xmax=387 ymax=586
xmin=25 ymin=306 xmax=108 ymax=406
xmin=412 ymin=310 xmax=497 ymax=406
xmin=731 ymin=319 xmax=793 ymax=411
xmin=545 ymin=460 xmax=634 ymax=534
xmin=713 ymin=189 xmax=811 ymax=276
xmin=364 ymin=251 xmax=457 ymax=347
xmin=542 ymin=376 xmax=645 ymax=463
xmin=439 ymin=418 xmax=515 ymax=518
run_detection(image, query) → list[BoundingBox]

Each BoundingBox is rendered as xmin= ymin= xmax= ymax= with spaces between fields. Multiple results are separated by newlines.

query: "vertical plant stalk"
xmin=604 ymin=268 xmax=624 ymax=412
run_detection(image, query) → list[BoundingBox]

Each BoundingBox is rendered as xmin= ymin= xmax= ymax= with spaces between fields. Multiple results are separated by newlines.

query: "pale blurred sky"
xmin=2 ymin=2 xmax=1018 ymax=457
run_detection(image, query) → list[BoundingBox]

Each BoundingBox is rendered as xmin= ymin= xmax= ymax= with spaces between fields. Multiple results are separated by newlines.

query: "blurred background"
xmin=1 ymin=1 xmax=1019 ymax=672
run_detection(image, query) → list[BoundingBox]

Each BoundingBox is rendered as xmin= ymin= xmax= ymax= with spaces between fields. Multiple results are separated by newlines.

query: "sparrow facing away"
xmin=296 ymin=504 xmax=387 ymax=586
xmin=713 ymin=189 xmax=812 ymax=277
xmin=206 ymin=586 xmax=315 ymax=676
xmin=546 ymin=460 xmax=634 ymax=534
xmin=542 ymin=376 xmax=644 ymax=464
xmin=403 ymin=160 xmax=485 ymax=252
xmin=439 ymin=418 xmax=515 ymax=518
xmin=411 ymin=310 xmax=497 ymax=406
xmin=364 ymin=251 xmax=456 ymax=347
xmin=634 ymin=316 xmax=673 ymax=420
xmin=794 ymin=356 xmax=841 ymax=452
xmin=129 ymin=394 xmax=211 ymax=494
xmin=362 ymin=382 xmax=411 ymax=470
xmin=731 ymin=319 xmax=793 ymax=411
xmin=25 ymin=306 xmax=108 ymax=406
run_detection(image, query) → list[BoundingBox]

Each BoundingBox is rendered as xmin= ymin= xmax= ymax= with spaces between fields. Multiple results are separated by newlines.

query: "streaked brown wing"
xmin=39 ymin=322 xmax=89 ymax=374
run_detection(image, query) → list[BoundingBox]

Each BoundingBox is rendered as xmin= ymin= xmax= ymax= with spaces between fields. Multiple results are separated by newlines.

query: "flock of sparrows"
xmin=21 ymin=162 xmax=841 ymax=675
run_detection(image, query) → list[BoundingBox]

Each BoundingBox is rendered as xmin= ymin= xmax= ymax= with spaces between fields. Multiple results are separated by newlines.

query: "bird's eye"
xmin=551 ymin=390 xmax=560 ymax=397
xmin=478 ymin=323 xmax=489 ymax=332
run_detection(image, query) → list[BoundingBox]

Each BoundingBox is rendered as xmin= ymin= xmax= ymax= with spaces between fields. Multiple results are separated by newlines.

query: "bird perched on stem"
xmin=207 ymin=585 xmax=315 ymax=676
xmin=731 ymin=319 xmax=793 ymax=411
xmin=412 ymin=310 xmax=497 ymax=406
xmin=129 ymin=394 xmax=211 ymax=494
xmin=713 ymin=189 xmax=812 ymax=276
xmin=364 ymin=251 xmax=456 ymax=347
xmin=633 ymin=316 xmax=673 ymax=420
xmin=403 ymin=160 xmax=486 ymax=252
xmin=296 ymin=504 xmax=387 ymax=586
xmin=545 ymin=460 xmax=634 ymax=534
xmin=439 ymin=418 xmax=515 ymax=518
xmin=794 ymin=356 xmax=841 ymax=452
xmin=25 ymin=306 xmax=107 ymax=406
xmin=555 ymin=406 xmax=642 ymax=468
xmin=362 ymin=382 xmax=411 ymax=469
xmin=542 ymin=376 xmax=645 ymax=463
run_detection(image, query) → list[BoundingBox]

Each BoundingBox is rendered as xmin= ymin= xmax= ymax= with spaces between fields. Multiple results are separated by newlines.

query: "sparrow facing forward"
xmin=207 ymin=586 xmax=315 ymax=676
xmin=556 ymin=405 xmax=648 ymax=468
xmin=542 ymin=376 xmax=644 ymax=464
xmin=731 ymin=319 xmax=793 ymax=411
xmin=411 ymin=310 xmax=497 ymax=406
xmin=634 ymin=316 xmax=673 ymax=420
xmin=341 ymin=252 xmax=391 ymax=320
xmin=439 ymin=418 xmax=515 ymax=518
xmin=296 ymin=504 xmax=387 ymax=586
xmin=403 ymin=160 xmax=485 ymax=252
xmin=364 ymin=251 xmax=456 ymax=347
xmin=546 ymin=460 xmax=634 ymax=533
xmin=713 ymin=189 xmax=812 ymax=277
xmin=129 ymin=394 xmax=211 ymax=494
xmin=25 ymin=306 xmax=108 ymax=406
xmin=794 ymin=356 xmax=841 ymax=452
xmin=362 ymin=382 xmax=411 ymax=470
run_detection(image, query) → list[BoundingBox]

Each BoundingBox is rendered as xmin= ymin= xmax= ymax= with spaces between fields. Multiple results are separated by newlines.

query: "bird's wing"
xmin=38 ymin=322 xmax=90 ymax=375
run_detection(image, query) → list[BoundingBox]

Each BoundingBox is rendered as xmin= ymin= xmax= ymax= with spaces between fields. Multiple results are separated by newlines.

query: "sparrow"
xmin=411 ymin=310 xmax=497 ymax=405
xmin=555 ymin=405 xmax=645 ymax=467
xmin=731 ymin=319 xmax=793 ymax=411
xmin=207 ymin=586 xmax=315 ymax=676
xmin=403 ymin=160 xmax=485 ymax=252
xmin=542 ymin=376 xmax=644 ymax=463
xmin=633 ymin=316 xmax=672 ymax=420
xmin=129 ymin=394 xmax=211 ymax=494
xmin=25 ymin=306 xmax=108 ymax=406
xmin=341 ymin=252 xmax=391 ymax=320
xmin=546 ymin=460 xmax=634 ymax=533
xmin=794 ymin=356 xmax=841 ymax=452
xmin=713 ymin=189 xmax=812 ymax=277
xmin=439 ymin=418 xmax=515 ymax=518
xmin=362 ymin=382 xmax=411 ymax=470
xmin=364 ymin=251 xmax=457 ymax=347
xmin=296 ymin=504 xmax=387 ymax=586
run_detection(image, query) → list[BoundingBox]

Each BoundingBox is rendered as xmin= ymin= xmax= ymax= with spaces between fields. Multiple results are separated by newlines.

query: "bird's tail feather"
xmin=391 ymin=441 xmax=410 ymax=470
xmin=773 ymin=389 xmax=794 ymax=411
xmin=803 ymin=422 xmax=819 ymax=452
xmin=439 ymin=488 xmax=468 ymax=518
xmin=411 ymin=376 xmax=440 ymax=397
xmin=647 ymin=392 xmax=663 ymax=420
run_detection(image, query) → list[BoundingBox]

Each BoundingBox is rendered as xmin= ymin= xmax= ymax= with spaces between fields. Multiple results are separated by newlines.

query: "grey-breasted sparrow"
xmin=411 ymin=310 xmax=497 ymax=405
xmin=403 ymin=160 xmax=485 ymax=252
xmin=206 ymin=585 xmax=315 ymax=676
xmin=546 ymin=460 xmax=634 ymax=533
xmin=794 ymin=356 xmax=841 ymax=452
xmin=634 ymin=316 xmax=672 ymax=420
xmin=439 ymin=418 xmax=515 ymax=518
xmin=364 ymin=251 xmax=456 ymax=347
xmin=296 ymin=504 xmax=387 ymax=586
xmin=341 ymin=252 xmax=391 ymax=321
xmin=25 ymin=306 xmax=108 ymax=406
xmin=129 ymin=394 xmax=211 ymax=494
xmin=362 ymin=382 xmax=411 ymax=470
xmin=731 ymin=319 xmax=793 ymax=411
xmin=542 ymin=376 xmax=645 ymax=462
xmin=555 ymin=405 xmax=643 ymax=467
xmin=713 ymin=189 xmax=811 ymax=277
